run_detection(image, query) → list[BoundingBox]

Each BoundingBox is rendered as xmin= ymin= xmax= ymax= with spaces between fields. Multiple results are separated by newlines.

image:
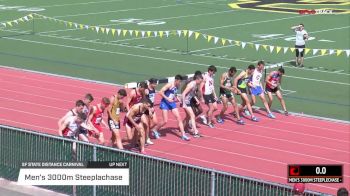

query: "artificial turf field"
xmin=0 ymin=0 xmax=349 ymax=121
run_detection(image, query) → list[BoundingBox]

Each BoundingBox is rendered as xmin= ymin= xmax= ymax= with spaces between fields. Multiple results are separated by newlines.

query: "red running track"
xmin=0 ymin=66 xmax=349 ymax=195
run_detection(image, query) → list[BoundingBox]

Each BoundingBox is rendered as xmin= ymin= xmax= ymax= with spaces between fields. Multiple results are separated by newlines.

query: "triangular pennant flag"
xmin=28 ymin=14 xmax=33 ymax=19
xmin=6 ymin=22 xmax=12 ymax=27
xmin=84 ymin=25 xmax=89 ymax=30
xmin=67 ymin=22 xmax=72 ymax=28
xmin=329 ymin=49 xmax=335 ymax=55
xmin=95 ymin=26 xmax=100 ymax=33
xmin=305 ymin=48 xmax=311 ymax=55
xmin=141 ymin=31 xmax=145 ymax=37
xmin=214 ymin=37 xmax=219 ymax=44
xmin=228 ymin=40 xmax=233 ymax=44
xmin=242 ymin=42 xmax=247 ymax=49
xmin=165 ymin=31 xmax=170 ymax=37
xmin=346 ymin=50 xmax=350 ymax=57
xmin=235 ymin=41 xmax=241 ymax=46
xmin=135 ymin=30 xmax=139 ymax=37
xmin=111 ymin=29 xmax=116 ymax=36
xmin=221 ymin=39 xmax=226 ymax=46
xmin=159 ymin=31 xmax=164 ymax=38
xmin=74 ymin=23 xmax=78 ymax=28
xmin=122 ymin=30 xmax=127 ymax=36
xmin=290 ymin=47 xmax=295 ymax=52
xmin=106 ymin=28 xmax=110 ymax=35
xmin=128 ymin=30 xmax=133 ymax=36
xmin=336 ymin=50 xmax=343 ymax=56
xmin=207 ymin=35 xmax=213 ymax=42
xmin=276 ymin=46 xmax=281 ymax=54
xmin=321 ymin=49 xmax=327 ymax=55
xmin=79 ymin=24 xmax=84 ymax=29
xmin=117 ymin=29 xmax=121 ymax=36
xmin=177 ymin=30 xmax=182 ymax=37
xmin=269 ymin=45 xmax=274 ymax=53
xmin=23 ymin=16 xmax=29 ymax=21
xmin=313 ymin=49 xmax=319 ymax=55
xmin=13 ymin=20 xmax=18 ymax=24
xmin=262 ymin=45 xmax=268 ymax=51
xmin=195 ymin=32 xmax=200 ymax=40
xmin=283 ymin=47 xmax=289 ymax=54
xmin=255 ymin=44 xmax=260 ymax=51
xmin=101 ymin=27 xmax=105 ymax=33
xmin=188 ymin=31 xmax=193 ymax=38
xmin=19 ymin=18 xmax=24 ymax=22
xmin=147 ymin=31 xmax=152 ymax=37
xmin=183 ymin=30 xmax=188 ymax=37
xmin=1 ymin=23 xmax=6 ymax=27
xmin=153 ymin=31 xmax=158 ymax=37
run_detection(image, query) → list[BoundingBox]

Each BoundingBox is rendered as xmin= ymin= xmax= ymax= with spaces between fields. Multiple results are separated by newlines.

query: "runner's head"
xmin=193 ymin=73 xmax=203 ymax=84
xmin=141 ymin=97 xmax=153 ymax=109
xmin=148 ymin=78 xmax=158 ymax=89
xmin=84 ymin=93 xmax=94 ymax=105
xmin=278 ymin=67 xmax=285 ymax=75
xmin=76 ymin=112 xmax=87 ymax=124
xmin=138 ymin=81 xmax=148 ymax=95
xmin=194 ymin=70 xmax=202 ymax=78
xmin=75 ymin=100 xmax=85 ymax=113
xmin=228 ymin=67 xmax=237 ymax=77
xmin=247 ymin=64 xmax=255 ymax=75
xmin=101 ymin=97 xmax=110 ymax=110
xmin=257 ymin=60 xmax=265 ymax=71
xmin=117 ymin=89 xmax=127 ymax=99
xmin=208 ymin=65 xmax=217 ymax=76
xmin=174 ymin=74 xmax=183 ymax=87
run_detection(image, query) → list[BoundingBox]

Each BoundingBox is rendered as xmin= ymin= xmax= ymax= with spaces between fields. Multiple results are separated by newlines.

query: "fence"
xmin=0 ymin=124 xmax=325 ymax=196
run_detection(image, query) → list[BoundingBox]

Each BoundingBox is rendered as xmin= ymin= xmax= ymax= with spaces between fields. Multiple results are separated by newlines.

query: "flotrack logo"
xmin=298 ymin=9 xmax=333 ymax=15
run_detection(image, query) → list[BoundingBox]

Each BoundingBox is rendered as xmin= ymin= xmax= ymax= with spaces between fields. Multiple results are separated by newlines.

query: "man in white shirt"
xmin=291 ymin=24 xmax=308 ymax=67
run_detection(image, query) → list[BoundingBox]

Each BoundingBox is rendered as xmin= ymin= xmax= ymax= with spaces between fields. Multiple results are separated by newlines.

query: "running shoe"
xmin=244 ymin=109 xmax=251 ymax=116
xmin=152 ymin=130 xmax=160 ymax=139
xmin=181 ymin=135 xmax=190 ymax=141
xmin=146 ymin=138 xmax=154 ymax=145
xmin=267 ymin=113 xmax=276 ymax=119
xmin=192 ymin=133 xmax=202 ymax=138
xmin=251 ymin=116 xmax=259 ymax=122
xmin=284 ymin=111 xmax=289 ymax=116
xmin=208 ymin=123 xmax=215 ymax=128
xmin=237 ymin=119 xmax=245 ymax=125
xmin=200 ymin=115 xmax=208 ymax=125
xmin=216 ymin=117 xmax=224 ymax=124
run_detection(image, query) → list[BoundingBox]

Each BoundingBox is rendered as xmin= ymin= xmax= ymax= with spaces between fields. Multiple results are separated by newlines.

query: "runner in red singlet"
xmin=89 ymin=97 xmax=111 ymax=145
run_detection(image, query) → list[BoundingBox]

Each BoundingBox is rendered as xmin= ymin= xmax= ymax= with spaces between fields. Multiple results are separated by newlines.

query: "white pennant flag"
xmin=106 ymin=28 xmax=110 ymax=35
xmin=1 ymin=23 xmax=6 ymax=27
xmin=95 ymin=26 xmax=99 ymax=33
xmin=283 ymin=47 xmax=288 ymax=54
xmin=346 ymin=50 xmax=350 ymax=57
xmin=165 ymin=31 xmax=170 ymax=37
xmin=141 ymin=31 xmax=145 ymax=37
xmin=74 ymin=23 xmax=78 ymax=28
xmin=23 ymin=16 xmax=29 ymax=21
xmin=255 ymin=44 xmax=260 ymax=51
xmin=13 ymin=20 xmax=18 ymax=24
xmin=153 ymin=31 xmax=158 ymax=37
xmin=313 ymin=49 xmax=319 ymax=55
xmin=84 ymin=25 xmax=89 ymax=30
xmin=177 ymin=30 xmax=182 ymax=37
xmin=117 ymin=29 xmax=121 ymax=36
xmin=269 ymin=46 xmax=274 ymax=53
xmin=188 ymin=30 xmax=193 ymax=38
xmin=241 ymin=42 xmax=246 ymax=49
xmin=214 ymin=37 xmax=219 ymax=44
xmin=329 ymin=49 xmax=335 ymax=55
xmin=228 ymin=39 xmax=233 ymax=44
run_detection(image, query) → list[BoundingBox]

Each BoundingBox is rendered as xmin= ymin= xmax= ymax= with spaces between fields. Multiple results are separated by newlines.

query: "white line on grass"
xmin=3 ymin=35 xmax=349 ymax=86
xmin=52 ymin=0 xmax=227 ymax=18
xmin=40 ymin=0 xmax=125 ymax=8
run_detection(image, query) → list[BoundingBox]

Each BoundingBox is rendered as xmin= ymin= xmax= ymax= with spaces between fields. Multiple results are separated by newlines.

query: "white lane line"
xmin=40 ymin=0 xmax=125 ymax=8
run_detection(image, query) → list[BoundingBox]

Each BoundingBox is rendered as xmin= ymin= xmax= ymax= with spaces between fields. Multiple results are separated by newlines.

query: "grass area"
xmin=0 ymin=0 xmax=349 ymax=120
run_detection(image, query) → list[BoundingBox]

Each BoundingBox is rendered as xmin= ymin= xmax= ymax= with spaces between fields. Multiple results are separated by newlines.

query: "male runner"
xmin=89 ymin=97 xmax=110 ymax=145
xmin=265 ymin=67 xmax=288 ymax=115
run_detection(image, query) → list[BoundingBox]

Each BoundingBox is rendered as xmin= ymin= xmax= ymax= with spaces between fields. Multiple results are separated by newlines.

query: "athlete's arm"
xmin=126 ymin=90 xmax=135 ymax=111
xmin=220 ymin=73 xmax=229 ymax=90
xmin=58 ymin=119 xmax=69 ymax=137
xmin=233 ymin=71 xmax=245 ymax=90
xmin=127 ymin=106 xmax=139 ymax=128
xmin=88 ymin=106 xmax=96 ymax=124
xmin=182 ymin=81 xmax=193 ymax=100
xmin=265 ymin=72 xmax=274 ymax=86
xmin=199 ymin=79 xmax=205 ymax=102
xmin=57 ymin=111 xmax=71 ymax=127
xmin=159 ymin=83 xmax=173 ymax=102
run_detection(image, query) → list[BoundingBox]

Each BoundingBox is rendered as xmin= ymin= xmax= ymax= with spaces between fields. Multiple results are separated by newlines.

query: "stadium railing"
xmin=0 ymin=124 xmax=326 ymax=196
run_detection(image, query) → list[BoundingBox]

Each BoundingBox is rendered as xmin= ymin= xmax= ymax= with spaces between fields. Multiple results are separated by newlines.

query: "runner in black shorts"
xmin=265 ymin=67 xmax=288 ymax=115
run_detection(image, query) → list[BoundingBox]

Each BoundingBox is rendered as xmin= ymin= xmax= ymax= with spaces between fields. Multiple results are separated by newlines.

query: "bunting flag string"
xmin=1 ymin=13 xmax=349 ymax=58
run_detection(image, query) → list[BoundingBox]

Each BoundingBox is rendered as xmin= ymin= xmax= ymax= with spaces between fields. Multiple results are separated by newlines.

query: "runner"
xmin=58 ymin=112 xmax=87 ymax=139
xmin=124 ymin=97 xmax=153 ymax=154
xmin=145 ymin=78 xmax=160 ymax=141
xmin=108 ymin=89 xmax=127 ymax=149
xmin=234 ymin=64 xmax=259 ymax=122
xmin=248 ymin=61 xmax=276 ymax=119
xmin=217 ymin=67 xmax=244 ymax=125
xmin=265 ymin=67 xmax=288 ymax=115
xmin=79 ymin=93 xmax=94 ymax=142
xmin=182 ymin=73 xmax=203 ymax=137
xmin=57 ymin=100 xmax=85 ymax=127
xmin=153 ymin=75 xmax=190 ymax=141
xmin=88 ymin=97 xmax=110 ymax=145
xmin=199 ymin=65 xmax=218 ymax=128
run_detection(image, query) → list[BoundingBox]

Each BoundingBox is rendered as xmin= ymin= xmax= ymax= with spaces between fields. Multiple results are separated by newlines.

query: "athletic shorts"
xmin=295 ymin=45 xmax=305 ymax=57
xmin=160 ymin=100 xmax=177 ymax=110
xmin=265 ymin=85 xmax=278 ymax=93
xmin=108 ymin=118 xmax=120 ymax=130
xmin=237 ymin=87 xmax=247 ymax=94
xmin=220 ymin=92 xmax=233 ymax=99
xmin=203 ymin=94 xmax=215 ymax=104
xmin=250 ymin=86 xmax=263 ymax=96
xmin=123 ymin=116 xmax=141 ymax=128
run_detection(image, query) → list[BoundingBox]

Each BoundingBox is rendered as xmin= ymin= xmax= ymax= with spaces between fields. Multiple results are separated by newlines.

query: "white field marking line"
xmin=4 ymin=35 xmax=349 ymax=86
xmin=1 ymin=104 xmax=347 ymax=166
xmin=0 ymin=72 xmax=112 ymax=94
xmin=40 ymin=0 xmax=125 ymax=8
xmin=0 ymin=97 xmax=65 ymax=110
xmin=38 ymin=9 xmax=236 ymax=34
xmin=1 ymin=88 xmax=71 ymax=102
xmin=334 ymin=70 xmax=344 ymax=73
xmin=1 ymin=69 xmax=346 ymax=134
xmin=52 ymin=0 xmax=227 ymax=18
xmin=0 ymin=118 xmax=53 ymax=131
xmin=191 ymin=25 xmax=350 ymax=53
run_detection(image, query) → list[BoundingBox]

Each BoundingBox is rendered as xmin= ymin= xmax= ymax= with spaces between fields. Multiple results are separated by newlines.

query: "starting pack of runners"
xmin=57 ymin=61 xmax=288 ymax=154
